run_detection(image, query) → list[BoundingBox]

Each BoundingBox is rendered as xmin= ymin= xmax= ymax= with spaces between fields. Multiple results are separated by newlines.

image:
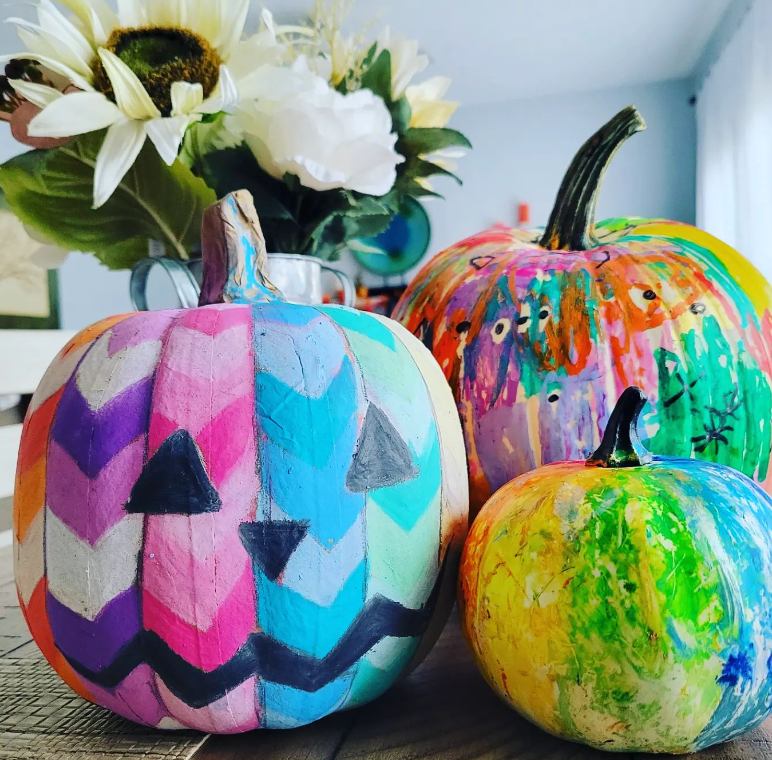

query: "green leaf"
xmin=0 ymin=130 xmax=217 ymax=270
xmin=390 ymin=97 xmax=412 ymax=136
xmin=361 ymin=49 xmax=393 ymax=102
xmin=302 ymin=189 xmax=399 ymax=260
xmin=201 ymin=146 xmax=296 ymax=222
xmin=405 ymin=157 xmax=462 ymax=185
xmin=402 ymin=127 xmax=472 ymax=155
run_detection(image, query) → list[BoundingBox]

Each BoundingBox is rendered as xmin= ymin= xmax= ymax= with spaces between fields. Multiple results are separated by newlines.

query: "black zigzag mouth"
xmin=64 ymin=553 xmax=451 ymax=709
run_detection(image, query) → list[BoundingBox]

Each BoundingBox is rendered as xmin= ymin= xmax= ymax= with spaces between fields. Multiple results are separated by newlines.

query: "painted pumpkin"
xmin=13 ymin=192 xmax=468 ymax=733
xmin=394 ymin=106 xmax=772 ymax=516
xmin=459 ymin=387 xmax=772 ymax=753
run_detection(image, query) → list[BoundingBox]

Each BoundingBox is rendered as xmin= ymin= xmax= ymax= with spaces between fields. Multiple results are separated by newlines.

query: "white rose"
xmin=231 ymin=60 xmax=404 ymax=196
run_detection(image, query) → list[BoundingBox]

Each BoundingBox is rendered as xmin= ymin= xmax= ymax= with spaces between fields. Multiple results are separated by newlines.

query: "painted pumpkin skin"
xmin=14 ymin=193 xmax=469 ymax=733
xmin=459 ymin=389 xmax=772 ymax=753
xmin=394 ymin=107 xmax=772 ymax=515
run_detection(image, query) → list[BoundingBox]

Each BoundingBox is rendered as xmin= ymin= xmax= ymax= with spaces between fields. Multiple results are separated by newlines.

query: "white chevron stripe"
xmin=14 ymin=507 xmax=44 ymax=606
xmin=45 ymin=509 xmax=143 ymax=621
xmin=279 ymin=511 xmax=365 ymax=607
xmin=29 ymin=341 xmax=92 ymax=413
xmin=372 ymin=315 xmax=469 ymax=540
xmin=75 ymin=332 xmax=162 ymax=410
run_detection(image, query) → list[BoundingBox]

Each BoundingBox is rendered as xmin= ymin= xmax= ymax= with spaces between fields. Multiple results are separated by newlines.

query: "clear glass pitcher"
xmin=130 ymin=253 xmax=355 ymax=311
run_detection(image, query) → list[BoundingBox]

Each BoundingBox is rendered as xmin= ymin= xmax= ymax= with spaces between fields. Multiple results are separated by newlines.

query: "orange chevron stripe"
xmin=14 ymin=389 xmax=63 ymax=542
xmin=15 ymin=316 xmax=128 ymax=543
xmin=20 ymin=579 xmax=93 ymax=702
xmin=63 ymin=314 xmax=133 ymax=353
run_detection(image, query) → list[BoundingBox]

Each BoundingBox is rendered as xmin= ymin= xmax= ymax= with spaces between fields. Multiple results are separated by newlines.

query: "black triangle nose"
xmin=125 ymin=429 xmax=221 ymax=515
xmin=239 ymin=521 xmax=310 ymax=581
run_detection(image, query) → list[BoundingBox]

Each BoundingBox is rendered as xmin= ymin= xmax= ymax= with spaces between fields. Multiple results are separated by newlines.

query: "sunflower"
xmin=3 ymin=0 xmax=282 ymax=207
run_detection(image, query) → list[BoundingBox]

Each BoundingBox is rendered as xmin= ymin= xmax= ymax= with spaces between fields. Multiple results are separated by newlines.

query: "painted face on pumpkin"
xmin=395 ymin=108 xmax=772 ymax=514
xmin=14 ymin=193 xmax=469 ymax=733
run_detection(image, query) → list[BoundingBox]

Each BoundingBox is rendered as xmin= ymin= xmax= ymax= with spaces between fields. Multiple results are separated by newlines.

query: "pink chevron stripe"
xmin=185 ymin=304 xmax=252 ymax=336
xmin=141 ymin=442 xmax=256 ymax=626
xmin=156 ymin=677 xmax=260 ymax=733
xmin=142 ymin=306 xmax=258 ymax=721
xmin=46 ymin=439 xmax=145 ymax=545
xmin=143 ymin=562 xmax=256 ymax=671
xmin=84 ymin=664 xmax=169 ymax=728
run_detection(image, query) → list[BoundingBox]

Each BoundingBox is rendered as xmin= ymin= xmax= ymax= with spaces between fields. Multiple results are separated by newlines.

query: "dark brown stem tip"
xmin=587 ymin=386 xmax=653 ymax=468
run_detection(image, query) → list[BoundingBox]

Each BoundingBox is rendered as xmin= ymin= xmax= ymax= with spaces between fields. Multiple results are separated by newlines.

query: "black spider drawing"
xmin=691 ymin=388 xmax=742 ymax=454
xmin=664 ymin=370 xmax=704 ymax=409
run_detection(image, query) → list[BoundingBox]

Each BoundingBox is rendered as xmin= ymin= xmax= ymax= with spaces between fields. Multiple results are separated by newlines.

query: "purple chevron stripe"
xmin=46 ymin=439 xmax=145 ymax=544
xmin=107 ymin=314 xmax=176 ymax=356
xmin=47 ymin=588 xmax=141 ymax=672
xmin=51 ymin=377 xmax=154 ymax=478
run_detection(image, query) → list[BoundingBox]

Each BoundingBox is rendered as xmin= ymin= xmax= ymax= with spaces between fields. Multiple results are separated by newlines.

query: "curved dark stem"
xmin=540 ymin=106 xmax=646 ymax=251
xmin=587 ymin=387 xmax=652 ymax=468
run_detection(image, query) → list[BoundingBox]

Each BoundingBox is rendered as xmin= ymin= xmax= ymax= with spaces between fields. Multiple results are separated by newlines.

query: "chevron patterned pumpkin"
xmin=13 ymin=192 xmax=469 ymax=733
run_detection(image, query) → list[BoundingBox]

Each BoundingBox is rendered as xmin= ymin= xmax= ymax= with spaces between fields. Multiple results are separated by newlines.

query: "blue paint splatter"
xmin=718 ymin=649 xmax=753 ymax=687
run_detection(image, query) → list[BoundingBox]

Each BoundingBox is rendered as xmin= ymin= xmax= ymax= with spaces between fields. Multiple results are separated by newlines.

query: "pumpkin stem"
xmin=199 ymin=190 xmax=284 ymax=306
xmin=539 ymin=106 xmax=646 ymax=251
xmin=587 ymin=386 xmax=652 ymax=468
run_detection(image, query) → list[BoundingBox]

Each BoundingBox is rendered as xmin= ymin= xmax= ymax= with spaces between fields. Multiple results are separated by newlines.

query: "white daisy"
xmin=3 ymin=0 xmax=283 ymax=207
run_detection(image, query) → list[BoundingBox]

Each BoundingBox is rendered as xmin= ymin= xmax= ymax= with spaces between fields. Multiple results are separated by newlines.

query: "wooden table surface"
xmin=1 ymin=543 xmax=772 ymax=759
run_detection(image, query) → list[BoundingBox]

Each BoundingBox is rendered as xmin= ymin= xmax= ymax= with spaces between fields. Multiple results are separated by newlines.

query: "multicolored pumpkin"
xmin=13 ymin=192 xmax=468 ymax=733
xmin=394 ymin=106 xmax=772 ymax=515
xmin=459 ymin=387 xmax=772 ymax=753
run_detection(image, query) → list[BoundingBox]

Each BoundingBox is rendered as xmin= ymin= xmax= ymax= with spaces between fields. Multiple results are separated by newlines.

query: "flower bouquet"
xmin=0 ymin=0 xmax=470 ymax=269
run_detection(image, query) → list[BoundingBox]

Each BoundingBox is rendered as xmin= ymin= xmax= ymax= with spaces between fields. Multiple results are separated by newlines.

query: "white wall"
xmin=408 ymin=78 xmax=697 ymax=279
xmin=1 ymin=78 xmax=696 ymax=329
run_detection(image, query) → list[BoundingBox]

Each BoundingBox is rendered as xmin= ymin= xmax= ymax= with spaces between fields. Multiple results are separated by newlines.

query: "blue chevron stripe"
xmin=254 ymin=307 xmax=369 ymax=723
xmin=261 ymin=677 xmax=353 ymax=729
xmin=256 ymin=560 xmax=367 ymax=657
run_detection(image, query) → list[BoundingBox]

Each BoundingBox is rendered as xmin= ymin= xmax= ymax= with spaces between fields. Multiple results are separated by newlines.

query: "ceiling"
xmin=266 ymin=0 xmax=734 ymax=104
xmin=0 ymin=0 xmax=734 ymax=105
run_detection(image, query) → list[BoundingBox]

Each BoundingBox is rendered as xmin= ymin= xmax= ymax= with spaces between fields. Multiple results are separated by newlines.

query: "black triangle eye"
xmin=239 ymin=521 xmax=309 ymax=581
xmin=125 ymin=430 xmax=222 ymax=515
xmin=346 ymin=405 xmax=418 ymax=493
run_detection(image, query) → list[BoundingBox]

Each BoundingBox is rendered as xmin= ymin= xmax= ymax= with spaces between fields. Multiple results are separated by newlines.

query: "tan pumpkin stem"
xmin=199 ymin=190 xmax=284 ymax=306
xmin=540 ymin=106 xmax=646 ymax=251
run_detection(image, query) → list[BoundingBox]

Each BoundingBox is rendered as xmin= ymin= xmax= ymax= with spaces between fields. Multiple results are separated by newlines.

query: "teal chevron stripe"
xmin=347 ymin=640 xmax=417 ymax=709
xmin=318 ymin=305 xmax=396 ymax=350
xmin=370 ymin=432 xmax=442 ymax=531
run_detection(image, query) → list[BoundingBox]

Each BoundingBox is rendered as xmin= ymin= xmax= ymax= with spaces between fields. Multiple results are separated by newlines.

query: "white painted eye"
xmin=547 ymin=389 xmax=561 ymax=403
xmin=538 ymin=305 xmax=551 ymax=327
xmin=630 ymin=287 xmax=659 ymax=311
xmin=516 ymin=303 xmax=531 ymax=333
xmin=491 ymin=317 xmax=511 ymax=344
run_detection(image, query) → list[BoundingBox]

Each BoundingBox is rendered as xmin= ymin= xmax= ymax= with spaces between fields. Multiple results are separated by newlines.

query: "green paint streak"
xmin=649 ymin=315 xmax=772 ymax=481
xmin=556 ymin=470 xmax=728 ymax=749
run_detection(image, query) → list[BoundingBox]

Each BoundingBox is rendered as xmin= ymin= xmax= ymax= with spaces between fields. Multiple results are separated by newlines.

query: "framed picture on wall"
xmin=0 ymin=208 xmax=60 ymax=329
